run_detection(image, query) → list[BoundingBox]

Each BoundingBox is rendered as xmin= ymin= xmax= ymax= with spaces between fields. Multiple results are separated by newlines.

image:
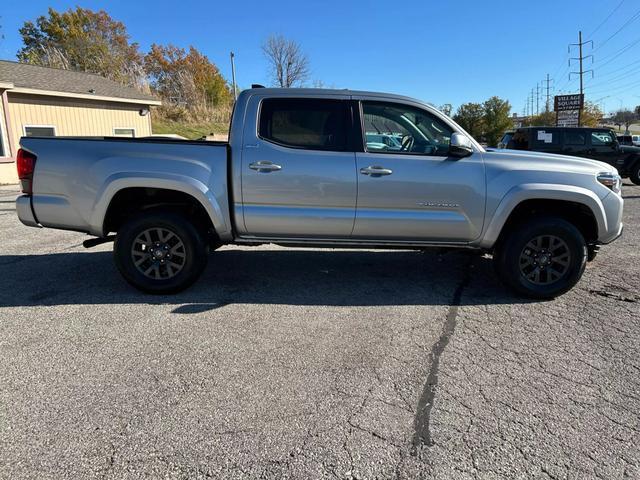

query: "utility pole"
xmin=536 ymin=83 xmax=540 ymax=115
xmin=569 ymin=31 xmax=594 ymax=126
xmin=544 ymin=74 xmax=553 ymax=112
xmin=230 ymin=52 xmax=238 ymax=100
xmin=531 ymin=88 xmax=535 ymax=117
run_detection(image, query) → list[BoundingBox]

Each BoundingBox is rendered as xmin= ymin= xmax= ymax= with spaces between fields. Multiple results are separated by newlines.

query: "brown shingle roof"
xmin=0 ymin=60 xmax=158 ymax=104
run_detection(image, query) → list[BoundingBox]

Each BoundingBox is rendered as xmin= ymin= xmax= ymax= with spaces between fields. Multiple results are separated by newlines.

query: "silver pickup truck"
xmin=16 ymin=87 xmax=623 ymax=298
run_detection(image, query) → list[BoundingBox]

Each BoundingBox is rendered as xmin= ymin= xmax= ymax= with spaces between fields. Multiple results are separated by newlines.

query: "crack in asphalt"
xmin=411 ymin=256 xmax=473 ymax=453
xmin=588 ymin=288 xmax=639 ymax=303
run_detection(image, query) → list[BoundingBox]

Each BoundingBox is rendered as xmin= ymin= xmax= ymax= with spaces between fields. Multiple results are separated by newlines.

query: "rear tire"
xmin=629 ymin=163 xmax=640 ymax=185
xmin=114 ymin=210 xmax=208 ymax=294
xmin=493 ymin=216 xmax=587 ymax=299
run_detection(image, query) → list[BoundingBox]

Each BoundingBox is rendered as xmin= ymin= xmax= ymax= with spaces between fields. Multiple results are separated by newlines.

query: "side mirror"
xmin=449 ymin=133 xmax=474 ymax=158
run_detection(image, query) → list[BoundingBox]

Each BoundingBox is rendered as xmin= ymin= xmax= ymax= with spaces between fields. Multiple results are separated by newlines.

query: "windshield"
xmin=499 ymin=132 xmax=513 ymax=148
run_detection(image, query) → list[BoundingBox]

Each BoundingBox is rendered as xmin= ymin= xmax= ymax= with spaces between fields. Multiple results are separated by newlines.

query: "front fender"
xmin=478 ymin=183 xmax=607 ymax=248
xmin=88 ymin=172 xmax=229 ymax=237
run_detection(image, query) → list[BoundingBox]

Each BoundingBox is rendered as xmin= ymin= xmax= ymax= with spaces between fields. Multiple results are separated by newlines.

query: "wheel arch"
xmin=90 ymin=174 xmax=229 ymax=239
xmin=480 ymin=184 xmax=606 ymax=249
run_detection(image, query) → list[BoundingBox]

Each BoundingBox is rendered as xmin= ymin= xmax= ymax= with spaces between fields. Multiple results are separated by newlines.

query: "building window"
xmin=24 ymin=125 xmax=56 ymax=137
xmin=114 ymin=128 xmax=135 ymax=138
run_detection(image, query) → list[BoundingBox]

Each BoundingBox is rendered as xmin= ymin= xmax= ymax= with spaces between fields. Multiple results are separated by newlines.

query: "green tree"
xmin=453 ymin=103 xmax=485 ymax=138
xmin=145 ymin=44 xmax=232 ymax=119
xmin=523 ymin=110 xmax=556 ymax=127
xmin=611 ymin=108 xmax=636 ymax=132
xmin=17 ymin=7 xmax=145 ymax=88
xmin=439 ymin=104 xmax=453 ymax=116
xmin=482 ymin=97 xmax=512 ymax=146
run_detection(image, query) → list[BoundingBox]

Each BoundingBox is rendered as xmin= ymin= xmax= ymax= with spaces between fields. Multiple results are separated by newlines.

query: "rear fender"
xmin=89 ymin=172 xmax=229 ymax=238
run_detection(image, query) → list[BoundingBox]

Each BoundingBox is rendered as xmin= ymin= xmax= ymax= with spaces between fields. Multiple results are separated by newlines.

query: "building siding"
xmin=6 ymin=93 xmax=152 ymax=147
xmin=0 ymin=93 xmax=153 ymax=183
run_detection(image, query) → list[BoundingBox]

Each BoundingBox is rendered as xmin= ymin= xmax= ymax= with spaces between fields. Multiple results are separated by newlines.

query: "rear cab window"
xmin=259 ymin=98 xmax=349 ymax=151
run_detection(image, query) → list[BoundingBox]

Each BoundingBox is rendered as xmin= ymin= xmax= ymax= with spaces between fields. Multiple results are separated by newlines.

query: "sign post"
xmin=554 ymin=94 xmax=584 ymax=127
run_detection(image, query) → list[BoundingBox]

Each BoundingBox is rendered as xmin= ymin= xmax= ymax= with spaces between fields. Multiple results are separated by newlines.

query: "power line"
xmin=593 ymin=8 xmax=640 ymax=52
xmin=584 ymin=77 xmax=640 ymax=98
xmin=587 ymin=0 xmax=625 ymax=39
xmin=585 ymin=65 xmax=640 ymax=90
xmin=593 ymin=58 xmax=640 ymax=78
xmin=595 ymin=34 xmax=640 ymax=70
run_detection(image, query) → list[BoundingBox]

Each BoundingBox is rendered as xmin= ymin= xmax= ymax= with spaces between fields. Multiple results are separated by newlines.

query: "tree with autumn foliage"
xmin=17 ymin=7 xmax=146 ymax=90
xmin=144 ymin=44 xmax=232 ymax=121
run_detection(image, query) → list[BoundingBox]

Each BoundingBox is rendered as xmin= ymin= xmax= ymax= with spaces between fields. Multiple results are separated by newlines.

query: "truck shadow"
xmin=0 ymin=248 xmax=531 ymax=309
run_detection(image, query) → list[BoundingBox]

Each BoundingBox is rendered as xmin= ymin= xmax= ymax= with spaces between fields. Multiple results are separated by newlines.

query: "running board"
xmin=233 ymin=236 xmax=478 ymax=250
xmin=82 ymin=235 xmax=116 ymax=248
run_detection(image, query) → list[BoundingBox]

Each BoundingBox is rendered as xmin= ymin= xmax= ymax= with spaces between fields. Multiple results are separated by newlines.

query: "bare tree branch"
xmin=262 ymin=34 xmax=309 ymax=88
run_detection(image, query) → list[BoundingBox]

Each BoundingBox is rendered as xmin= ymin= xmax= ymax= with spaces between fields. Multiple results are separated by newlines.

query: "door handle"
xmin=249 ymin=161 xmax=282 ymax=172
xmin=360 ymin=165 xmax=393 ymax=176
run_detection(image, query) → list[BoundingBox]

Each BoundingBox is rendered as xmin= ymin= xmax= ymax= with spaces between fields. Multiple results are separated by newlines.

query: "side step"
xmin=82 ymin=235 xmax=116 ymax=249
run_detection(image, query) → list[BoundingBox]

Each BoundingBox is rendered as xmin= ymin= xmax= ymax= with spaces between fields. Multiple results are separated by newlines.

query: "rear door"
xmin=240 ymin=96 xmax=357 ymax=238
xmin=528 ymin=128 xmax=563 ymax=154
xmin=562 ymin=129 xmax=590 ymax=157
xmin=352 ymin=99 xmax=486 ymax=242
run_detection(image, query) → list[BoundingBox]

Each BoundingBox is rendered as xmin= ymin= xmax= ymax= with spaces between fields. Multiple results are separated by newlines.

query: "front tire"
xmin=493 ymin=216 xmax=587 ymax=299
xmin=114 ymin=210 xmax=208 ymax=294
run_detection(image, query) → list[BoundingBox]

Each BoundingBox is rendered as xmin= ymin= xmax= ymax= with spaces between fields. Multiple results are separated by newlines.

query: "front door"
xmin=241 ymin=97 xmax=357 ymax=238
xmin=588 ymin=130 xmax=621 ymax=168
xmin=352 ymin=100 xmax=486 ymax=242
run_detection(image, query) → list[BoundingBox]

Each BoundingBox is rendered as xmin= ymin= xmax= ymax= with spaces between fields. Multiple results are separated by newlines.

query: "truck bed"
xmin=20 ymin=136 xmax=232 ymax=238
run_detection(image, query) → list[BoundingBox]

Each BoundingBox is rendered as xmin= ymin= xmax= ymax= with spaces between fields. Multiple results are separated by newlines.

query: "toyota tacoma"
xmin=16 ymin=88 xmax=624 ymax=298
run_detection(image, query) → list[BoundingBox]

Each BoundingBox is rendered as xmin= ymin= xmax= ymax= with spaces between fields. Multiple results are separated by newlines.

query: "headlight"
xmin=597 ymin=172 xmax=622 ymax=194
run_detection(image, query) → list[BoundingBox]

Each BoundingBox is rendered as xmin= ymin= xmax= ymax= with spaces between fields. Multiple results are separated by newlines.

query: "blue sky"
xmin=1 ymin=0 xmax=639 ymax=115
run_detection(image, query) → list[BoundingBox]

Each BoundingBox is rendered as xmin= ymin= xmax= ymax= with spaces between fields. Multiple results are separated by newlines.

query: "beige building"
xmin=0 ymin=60 xmax=161 ymax=184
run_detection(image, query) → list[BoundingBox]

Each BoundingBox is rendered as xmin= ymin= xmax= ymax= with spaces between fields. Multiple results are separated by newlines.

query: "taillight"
xmin=17 ymin=149 xmax=37 ymax=194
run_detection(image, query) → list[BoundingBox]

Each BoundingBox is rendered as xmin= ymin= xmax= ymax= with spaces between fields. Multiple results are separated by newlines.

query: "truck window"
xmin=531 ymin=129 xmax=560 ymax=148
xmin=591 ymin=131 xmax=615 ymax=146
xmin=259 ymin=98 xmax=348 ymax=151
xmin=361 ymin=101 xmax=453 ymax=155
xmin=564 ymin=132 xmax=586 ymax=145
xmin=508 ymin=131 xmax=529 ymax=150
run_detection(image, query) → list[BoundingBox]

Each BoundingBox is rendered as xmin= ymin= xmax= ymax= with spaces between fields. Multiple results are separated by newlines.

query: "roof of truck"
xmin=244 ymin=87 xmax=431 ymax=106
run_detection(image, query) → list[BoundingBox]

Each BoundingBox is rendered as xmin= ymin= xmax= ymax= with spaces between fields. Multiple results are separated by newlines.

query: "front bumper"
xmin=16 ymin=195 xmax=40 ymax=228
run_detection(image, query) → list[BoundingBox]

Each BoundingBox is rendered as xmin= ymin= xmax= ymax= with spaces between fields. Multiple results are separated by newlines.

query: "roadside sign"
xmin=557 ymin=110 xmax=580 ymax=127
xmin=554 ymin=94 xmax=584 ymax=112
xmin=554 ymin=94 xmax=583 ymax=127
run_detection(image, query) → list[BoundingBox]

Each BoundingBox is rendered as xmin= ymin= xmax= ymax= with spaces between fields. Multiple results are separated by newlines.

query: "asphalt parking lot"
xmin=0 ymin=184 xmax=639 ymax=479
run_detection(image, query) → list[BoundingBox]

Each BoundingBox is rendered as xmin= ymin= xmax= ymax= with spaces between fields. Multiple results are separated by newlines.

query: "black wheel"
xmin=114 ymin=210 xmax=208 ymax=294
xmin=630 ymin=163 xmax=640 ymax=185
xmin=493 ymin=216 xmax=587 ymax=299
